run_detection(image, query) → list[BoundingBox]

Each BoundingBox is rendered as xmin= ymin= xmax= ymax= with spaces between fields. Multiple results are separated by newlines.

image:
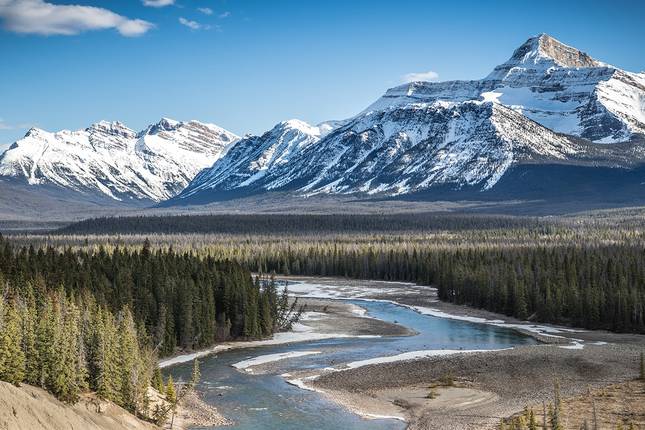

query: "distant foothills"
xmin=0 ymin=34 xmax=644 ymax=217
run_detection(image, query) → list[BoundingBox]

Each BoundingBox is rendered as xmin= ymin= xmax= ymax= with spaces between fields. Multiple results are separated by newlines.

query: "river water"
xmin=165 ymin=293 xmax=536 ymax=429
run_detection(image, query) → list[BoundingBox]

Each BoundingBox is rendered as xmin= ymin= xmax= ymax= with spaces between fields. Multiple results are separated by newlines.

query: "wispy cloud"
xmin=0 ymin=118 xmax=12 ymax=130
xmin=218 ymin=11 xmax=230 ymax=18
xmin=0 ymin=118 xmax=36 ymax=130
xmin=402 ymin=70 xmax=439 ymax=83
xmin=142 ymin=0 xmax=174 ymax=7
xmin=0 ymin=0 xmax=153 ymax=36
xmin=197 ymin=7 xmax=213 ymax=15
xmin=179 ymin=16 xmax=204 ymax=30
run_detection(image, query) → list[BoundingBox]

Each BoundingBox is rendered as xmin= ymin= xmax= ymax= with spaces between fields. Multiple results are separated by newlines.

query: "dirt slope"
xmin=0 ymin=381 xmax=157 ymax=430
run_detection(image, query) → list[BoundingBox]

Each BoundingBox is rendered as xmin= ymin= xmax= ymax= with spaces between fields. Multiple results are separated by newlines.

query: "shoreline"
xmin=159 ymin=297 xmax=411 ymax=369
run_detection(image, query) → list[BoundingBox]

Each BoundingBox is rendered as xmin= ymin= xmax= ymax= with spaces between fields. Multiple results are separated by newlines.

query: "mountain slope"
xmin=173 ymin=34 xmax=645 ymax=205
xmin=0 ymin=118 xmax=238 ymax=202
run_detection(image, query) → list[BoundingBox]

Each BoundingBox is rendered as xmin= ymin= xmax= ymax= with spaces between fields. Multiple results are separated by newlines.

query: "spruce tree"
xmin=117 ymin=307 xmax=139 ymax=411
xmin=190 ymin=359 xmax=200 ymax=389
xmin=21 ymin=292 xmax=39 ymax=386
xmin=165 ymin=375 xmax=177 ymax=404
xmin=0 ymin=300 xmax=26 ymax=385
xmin=152 ymin=366 xmax=164 ymax=393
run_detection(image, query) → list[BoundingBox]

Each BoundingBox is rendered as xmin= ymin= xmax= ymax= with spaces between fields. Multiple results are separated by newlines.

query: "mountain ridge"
xmin=0 ymin=118 xmax=239 ymax=202
xmin=171 ymin=34 xmax=645 ymax=205
xmin=1 ymin=33 xmax=644 ymax=210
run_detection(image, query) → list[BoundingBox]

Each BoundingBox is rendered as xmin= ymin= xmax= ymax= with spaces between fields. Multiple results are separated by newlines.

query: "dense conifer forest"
xmin=0 ymin=234 xmax=294 ymax=415
xmin=14 ymin=212 xmax=645 ymax=333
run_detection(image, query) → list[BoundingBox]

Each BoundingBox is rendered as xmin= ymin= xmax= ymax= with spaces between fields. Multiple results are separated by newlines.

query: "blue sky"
xmin=1 ymin=0 xmax=644 ymax=150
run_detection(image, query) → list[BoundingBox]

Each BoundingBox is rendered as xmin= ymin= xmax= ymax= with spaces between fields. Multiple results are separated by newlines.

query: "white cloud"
xmin=142 ymin=0 xmax=174 ymax=7
xmin=197 ymin=7 xmax=213 ymax=15
xmin=402 ymin=70 xmax=439 ymax=83
xmin=0 ymin=0 xmax=153 ymax=36
xmin=179 ymin=16 xmax=202 ymax=30
xmin=218 ymin=11 xmax=230 ymax=18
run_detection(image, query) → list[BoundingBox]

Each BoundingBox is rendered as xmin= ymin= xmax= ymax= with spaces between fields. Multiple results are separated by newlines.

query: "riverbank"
xmin=160 ymin=298 xmax=412 ymax=428
xmin=311 ymin=343 xmax=643 ymax=429
xmin=275 ymin=277 xmax=645 ymax=429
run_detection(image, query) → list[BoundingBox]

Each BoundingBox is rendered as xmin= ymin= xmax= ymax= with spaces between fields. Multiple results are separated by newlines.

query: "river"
xmin=165 ymin=280 xmax=537 ymax=429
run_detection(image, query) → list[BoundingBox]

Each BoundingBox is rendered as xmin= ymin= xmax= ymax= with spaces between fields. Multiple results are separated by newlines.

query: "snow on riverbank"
xmin=343 ymin=348 xmax=507 ymax=369
xmin=288 ymin=280 xmax=587 ymax=349
xmin=233 ymin=351 xmax=322 ymax=372
xmin=286 ymin=281 xmax=430 ymax=301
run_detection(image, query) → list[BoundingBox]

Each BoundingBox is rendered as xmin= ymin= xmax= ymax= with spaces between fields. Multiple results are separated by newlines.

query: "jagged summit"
xmin=486 ymin=33 xmax=606 ymax=81
xmin=512 ymin=33 xmax=601 ymax=68
xmin=87 ymin=120 xmax=137 ymax=139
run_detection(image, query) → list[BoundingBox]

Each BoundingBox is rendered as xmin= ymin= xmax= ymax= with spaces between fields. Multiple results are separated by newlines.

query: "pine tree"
xmin=165 ymin=375 xmax=177 ymax=404
xmin=527 ymin=408 xmax=538 ymax=430
xmin=117 ymin=307 xmax=140 ymax=411
xmin=94 ymin=308 xmax=120 ymax=403
xmin=35 ymin=296 xmax=54 ymax=388
xmin=21 ymin=291 xmax=39 ymax=385
xmin=549 ymin=379 xmax=563 ymax=430
xmin=56 ymin=298 xmax=84 ymax=403
xmin=152 ymin=366 xmax=164 ymax=393
xmin=0 ymin=300 xmax=26 ymax=385
xmin=47 ymin=294 xmax=70 ymax=400
xmin=189 ymin=359 xmax=200 ymax=389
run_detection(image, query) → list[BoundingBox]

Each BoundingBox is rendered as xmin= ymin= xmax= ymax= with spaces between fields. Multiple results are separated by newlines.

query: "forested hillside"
xmin=0 ymin=235 xmax=291 ymax=417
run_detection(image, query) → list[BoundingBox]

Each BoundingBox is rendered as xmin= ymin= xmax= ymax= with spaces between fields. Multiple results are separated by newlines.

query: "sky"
xmin=1 ymin=0 xmax=644 ymax=150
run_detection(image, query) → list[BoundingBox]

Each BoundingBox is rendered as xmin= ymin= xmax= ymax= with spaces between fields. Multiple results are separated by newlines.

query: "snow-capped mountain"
xmin=183 ymin=119 xmax=324 ymax=197
xmin=365 ymin=34 xmax=645 ymax=143
xmin=0 ymin=118 xmax=238 ymax=201
xmin=174 ymin=34 xmax=645 ymax=203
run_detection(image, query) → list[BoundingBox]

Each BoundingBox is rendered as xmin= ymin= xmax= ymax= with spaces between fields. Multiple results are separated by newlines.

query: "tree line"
xmin=56 ymin=213 xmax=547 ymax=236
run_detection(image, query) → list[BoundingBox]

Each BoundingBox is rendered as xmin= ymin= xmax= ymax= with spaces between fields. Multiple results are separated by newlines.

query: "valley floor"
xmin=274 ymin=277 xmax=645 ymax=430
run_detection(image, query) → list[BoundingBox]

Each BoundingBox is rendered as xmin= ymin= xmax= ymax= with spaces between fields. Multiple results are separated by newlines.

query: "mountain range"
xmin=1 ymin=34 xmax=644 ymax=213
xmin=0 ymin=118 xmax=238 ymax=202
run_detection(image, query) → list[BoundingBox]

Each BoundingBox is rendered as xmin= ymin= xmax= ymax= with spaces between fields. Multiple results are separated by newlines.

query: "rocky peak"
xmin=487 ymin=34 xmax=605 ymax=81
xmin=533 ymin=34 xmax=600 ymax=68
